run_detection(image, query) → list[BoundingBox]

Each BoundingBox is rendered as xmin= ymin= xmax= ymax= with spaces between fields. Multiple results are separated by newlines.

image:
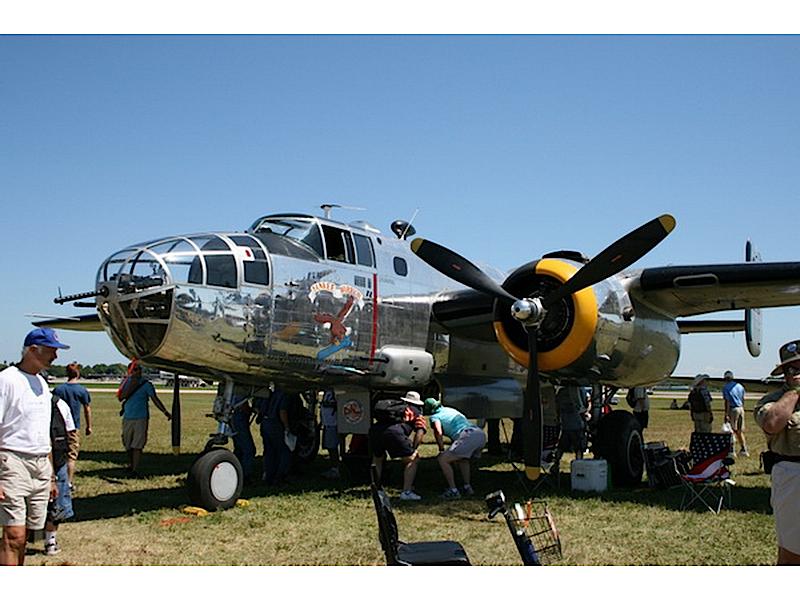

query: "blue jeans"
xmin=260 ymin=420 xmax=291 ymax=485
xmin=231 ymin=408 xmax=256 ymax=479
xmin=47 ymin=464 xmax=74 ymax=523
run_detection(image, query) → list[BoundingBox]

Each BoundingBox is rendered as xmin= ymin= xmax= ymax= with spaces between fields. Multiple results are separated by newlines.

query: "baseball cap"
xmin=771 ymin=340 xmax=800 ymax=376
xmin=691 ymin=373 xmax=710 ymax=387
xmin=24 ymin=328 xmax=70 ymax=349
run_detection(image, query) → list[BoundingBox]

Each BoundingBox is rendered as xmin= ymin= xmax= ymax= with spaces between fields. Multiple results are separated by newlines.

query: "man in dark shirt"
xmin=52 ymin=362 xmax=92 ymax=487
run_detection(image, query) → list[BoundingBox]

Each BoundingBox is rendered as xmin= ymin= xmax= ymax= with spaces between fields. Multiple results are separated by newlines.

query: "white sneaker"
xmin=399 ymin=490 xmax=421 ymax=501
xmin=461 ymin=484 xmax=474 ymax=496
xmin=45 ymin=542 xmax=61 ymax=556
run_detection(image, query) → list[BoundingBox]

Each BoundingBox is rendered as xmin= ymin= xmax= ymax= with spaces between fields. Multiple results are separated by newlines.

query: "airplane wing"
xmin=632 ymin=261 xmax=800 ymax=317
xmin=30 ymin=313 xmax=104 ymax=332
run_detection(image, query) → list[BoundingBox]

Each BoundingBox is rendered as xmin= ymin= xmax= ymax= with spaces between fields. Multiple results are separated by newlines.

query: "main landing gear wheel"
xmin=593 ymin=410 xmax=644 ymax=487
xmin=187 ymin=448 xmax=244 ymax=511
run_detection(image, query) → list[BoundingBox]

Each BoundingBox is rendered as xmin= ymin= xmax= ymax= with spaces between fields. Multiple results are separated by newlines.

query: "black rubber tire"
xmin=593 ymin=410 xmax=644 ymax=487
xmin=187 ymin=448 xmax=243 ymax=511
xmin=294 ymin=423 xmax=320 ymax=463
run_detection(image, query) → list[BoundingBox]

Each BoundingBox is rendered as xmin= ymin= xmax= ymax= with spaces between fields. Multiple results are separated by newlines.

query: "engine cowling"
xmin=492 ymin=257 xmax=681 ymax=386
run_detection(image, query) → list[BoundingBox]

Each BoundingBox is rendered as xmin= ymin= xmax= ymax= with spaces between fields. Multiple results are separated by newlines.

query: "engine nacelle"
xmin=372 ymin=346 xmax=435 ymax=387
xmin=492 ymin=258 xmax=681 ymax=387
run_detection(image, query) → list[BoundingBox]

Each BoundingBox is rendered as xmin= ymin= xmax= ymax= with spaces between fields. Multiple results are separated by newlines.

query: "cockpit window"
xmin=322 ymin=225 xmax=356 ymax=264
xmin=205 ymin=255 xmax=237 ymax=288
xmin=353 ymin=233 xmax=374 ymax=267
xmin=189 ymin=235 xmax=231 ymax=252
xmin=251 ymin=218 xmax=323 ymax=257
xmin=229 ymin=235 xmax=270 ymax=286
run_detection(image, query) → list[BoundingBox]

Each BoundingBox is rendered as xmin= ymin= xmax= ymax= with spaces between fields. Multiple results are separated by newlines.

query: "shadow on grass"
xmin=70 ymin=449 xmax=773 ymax=524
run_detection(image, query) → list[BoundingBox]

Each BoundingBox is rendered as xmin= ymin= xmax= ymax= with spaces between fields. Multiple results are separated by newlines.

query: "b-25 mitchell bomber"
xmin=36 ymin=207 xmax=800 ymax=510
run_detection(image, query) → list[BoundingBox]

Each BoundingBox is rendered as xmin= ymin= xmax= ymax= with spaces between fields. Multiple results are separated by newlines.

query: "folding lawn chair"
xmin=678 ymin=432 xmax=735 ymax=514
xmin=369 ymin=466 xmax=471 ymax=565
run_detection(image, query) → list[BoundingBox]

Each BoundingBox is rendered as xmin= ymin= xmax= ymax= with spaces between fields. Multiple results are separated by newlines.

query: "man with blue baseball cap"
xmin=0 ymin=328 xmax=69 ymax=565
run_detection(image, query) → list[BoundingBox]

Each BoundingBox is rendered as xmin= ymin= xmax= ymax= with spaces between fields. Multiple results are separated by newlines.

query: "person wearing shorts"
xmin=369 ymin=391 xmax=427 ymax=501
xmin=424 ymin=397 xmax=486 ymax=500
xmin=119 ymin=363 xmax=171 ymax=476
xmin=755 ymin=339 xmax=800 ymax=565
xmin=722 ymin=370 xmax=749 ymax=457
xmin=1 ymin=328 xmax=69 ymax=566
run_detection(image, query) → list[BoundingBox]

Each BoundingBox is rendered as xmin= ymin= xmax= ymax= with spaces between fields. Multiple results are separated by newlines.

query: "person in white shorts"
xmin=0 ymin=328 xmax=69 ymax=566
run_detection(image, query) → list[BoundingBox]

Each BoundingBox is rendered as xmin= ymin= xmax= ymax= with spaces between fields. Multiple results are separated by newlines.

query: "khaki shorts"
xmin=0 ymin=450 xmax=52 ymax=529
xmin=771 ymin=461 xmax=800 ymax=554
xmin=67 ymin=429 xmax=81 ymax=461
xmin=729 ymin=407 xmax=745 ymax=432
xmin=121 ymin=418 xmax=149 ymax=450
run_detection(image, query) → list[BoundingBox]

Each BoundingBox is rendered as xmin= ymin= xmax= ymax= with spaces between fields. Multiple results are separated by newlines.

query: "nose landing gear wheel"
xmin=187 ymin=448 xmax=244 ymax=511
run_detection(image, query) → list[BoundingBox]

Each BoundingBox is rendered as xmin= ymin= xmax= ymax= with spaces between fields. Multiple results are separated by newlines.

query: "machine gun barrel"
xmin=54 ymin=285 xmax=109 ymax=305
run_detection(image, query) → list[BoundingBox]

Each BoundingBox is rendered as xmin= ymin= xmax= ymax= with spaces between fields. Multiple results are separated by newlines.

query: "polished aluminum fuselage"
xmin=95 ymin=214 xmax=681 ymax=418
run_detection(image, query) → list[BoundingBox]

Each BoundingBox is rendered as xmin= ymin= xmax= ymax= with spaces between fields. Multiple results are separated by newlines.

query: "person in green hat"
xmin=423 ymin=398 xmax=486 ymax=500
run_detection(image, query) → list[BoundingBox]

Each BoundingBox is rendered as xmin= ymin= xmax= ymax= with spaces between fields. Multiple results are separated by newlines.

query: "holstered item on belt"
xmin=761 ymin=450 xmax=800 ymax=474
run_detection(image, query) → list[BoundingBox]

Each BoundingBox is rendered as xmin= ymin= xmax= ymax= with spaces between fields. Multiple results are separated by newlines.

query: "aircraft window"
xmin=322 ymin=225 xmax=355 ymax=264
xmin=100 ymin=249 xmax=136 ymax=282
xmin=229 ymin=235 xmax=270 ymax=286
xmin=253 ymin=218 xmax=323 ymax=257
xmin=148 ymin=239 xmax=202 ymax=285
xmin=205 ymin=255 xmax=237 ymax=288
xmin=393 ymin=256 xmax=408 ymax=277
xmin=353 ymin=234 xmax=374 ymax=267
xmin=129 ymin=250 xmax=167 ymax=283
xmin=189 ymin=235 xmax=231 ymax=252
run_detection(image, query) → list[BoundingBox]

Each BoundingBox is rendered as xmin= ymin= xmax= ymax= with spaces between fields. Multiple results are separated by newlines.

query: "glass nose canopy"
xmin=96 ymin=233 xmax=263 ymax=357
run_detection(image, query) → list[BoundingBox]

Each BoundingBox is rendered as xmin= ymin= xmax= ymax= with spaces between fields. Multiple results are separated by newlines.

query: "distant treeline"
xmin=0 ymin=362 xmax=129 ymax=378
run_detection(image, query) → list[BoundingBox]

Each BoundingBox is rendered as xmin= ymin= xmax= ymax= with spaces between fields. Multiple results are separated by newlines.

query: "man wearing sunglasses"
xmin=755 ymin=340 xmax=800 ymax=565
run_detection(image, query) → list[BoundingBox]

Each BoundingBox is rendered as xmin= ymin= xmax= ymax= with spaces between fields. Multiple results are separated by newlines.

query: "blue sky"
xmin=1 ymin=35 xmax=799 ymax=379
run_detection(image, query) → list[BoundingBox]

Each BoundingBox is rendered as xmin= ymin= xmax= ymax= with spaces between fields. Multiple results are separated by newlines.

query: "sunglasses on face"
xmin=785 ymin=364 xmax=800 ymax=377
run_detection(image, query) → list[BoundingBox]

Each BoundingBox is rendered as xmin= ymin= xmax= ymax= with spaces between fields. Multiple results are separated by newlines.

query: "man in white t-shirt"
xmin=0 ymin=328 xmax=70 ymax=566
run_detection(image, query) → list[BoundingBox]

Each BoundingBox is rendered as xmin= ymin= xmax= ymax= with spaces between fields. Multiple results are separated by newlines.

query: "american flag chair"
xmin=679 ymin=432 xmax=736 ymax=514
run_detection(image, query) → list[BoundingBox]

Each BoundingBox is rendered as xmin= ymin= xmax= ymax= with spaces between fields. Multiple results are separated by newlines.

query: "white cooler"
xmin=570 ymin=459 xmax=609 ymax=492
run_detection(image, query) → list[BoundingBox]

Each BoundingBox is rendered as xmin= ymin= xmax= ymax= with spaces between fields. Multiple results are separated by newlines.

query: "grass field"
xmin=24 ymin=391 xmax=778 ymax=566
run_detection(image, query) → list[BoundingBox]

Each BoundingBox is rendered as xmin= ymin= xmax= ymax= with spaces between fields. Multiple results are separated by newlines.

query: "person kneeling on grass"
xmin=424 ymin=398 xmax=486 ymax=500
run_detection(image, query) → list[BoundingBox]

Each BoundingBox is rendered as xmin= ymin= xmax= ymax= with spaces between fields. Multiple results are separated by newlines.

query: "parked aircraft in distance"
xmin=37 ymin=205 xmax=800 ymax=509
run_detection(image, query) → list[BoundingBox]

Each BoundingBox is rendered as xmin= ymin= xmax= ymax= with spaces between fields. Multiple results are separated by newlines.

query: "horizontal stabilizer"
xmin=30 ymin=313 xmax=103 ymax=332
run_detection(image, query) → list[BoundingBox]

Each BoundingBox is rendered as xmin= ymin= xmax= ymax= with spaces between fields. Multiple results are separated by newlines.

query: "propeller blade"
xmin=522 ymin=328 xmax=542 ymax=480
xmin=411 ymin=238 xmax=518 ymax=303
xmin=543 ymin=214 xmax=676 ymax=308
xmin=171 ymin=374 xmax=181 ymax=454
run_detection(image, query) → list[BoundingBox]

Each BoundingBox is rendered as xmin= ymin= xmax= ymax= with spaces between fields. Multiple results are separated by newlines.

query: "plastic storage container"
xmin=570 ymin=458 xmax=609 ymax=492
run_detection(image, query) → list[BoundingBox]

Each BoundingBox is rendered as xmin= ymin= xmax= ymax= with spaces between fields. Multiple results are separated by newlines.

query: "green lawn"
xmin=25 ymin=392 xmax=777 ymax=565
